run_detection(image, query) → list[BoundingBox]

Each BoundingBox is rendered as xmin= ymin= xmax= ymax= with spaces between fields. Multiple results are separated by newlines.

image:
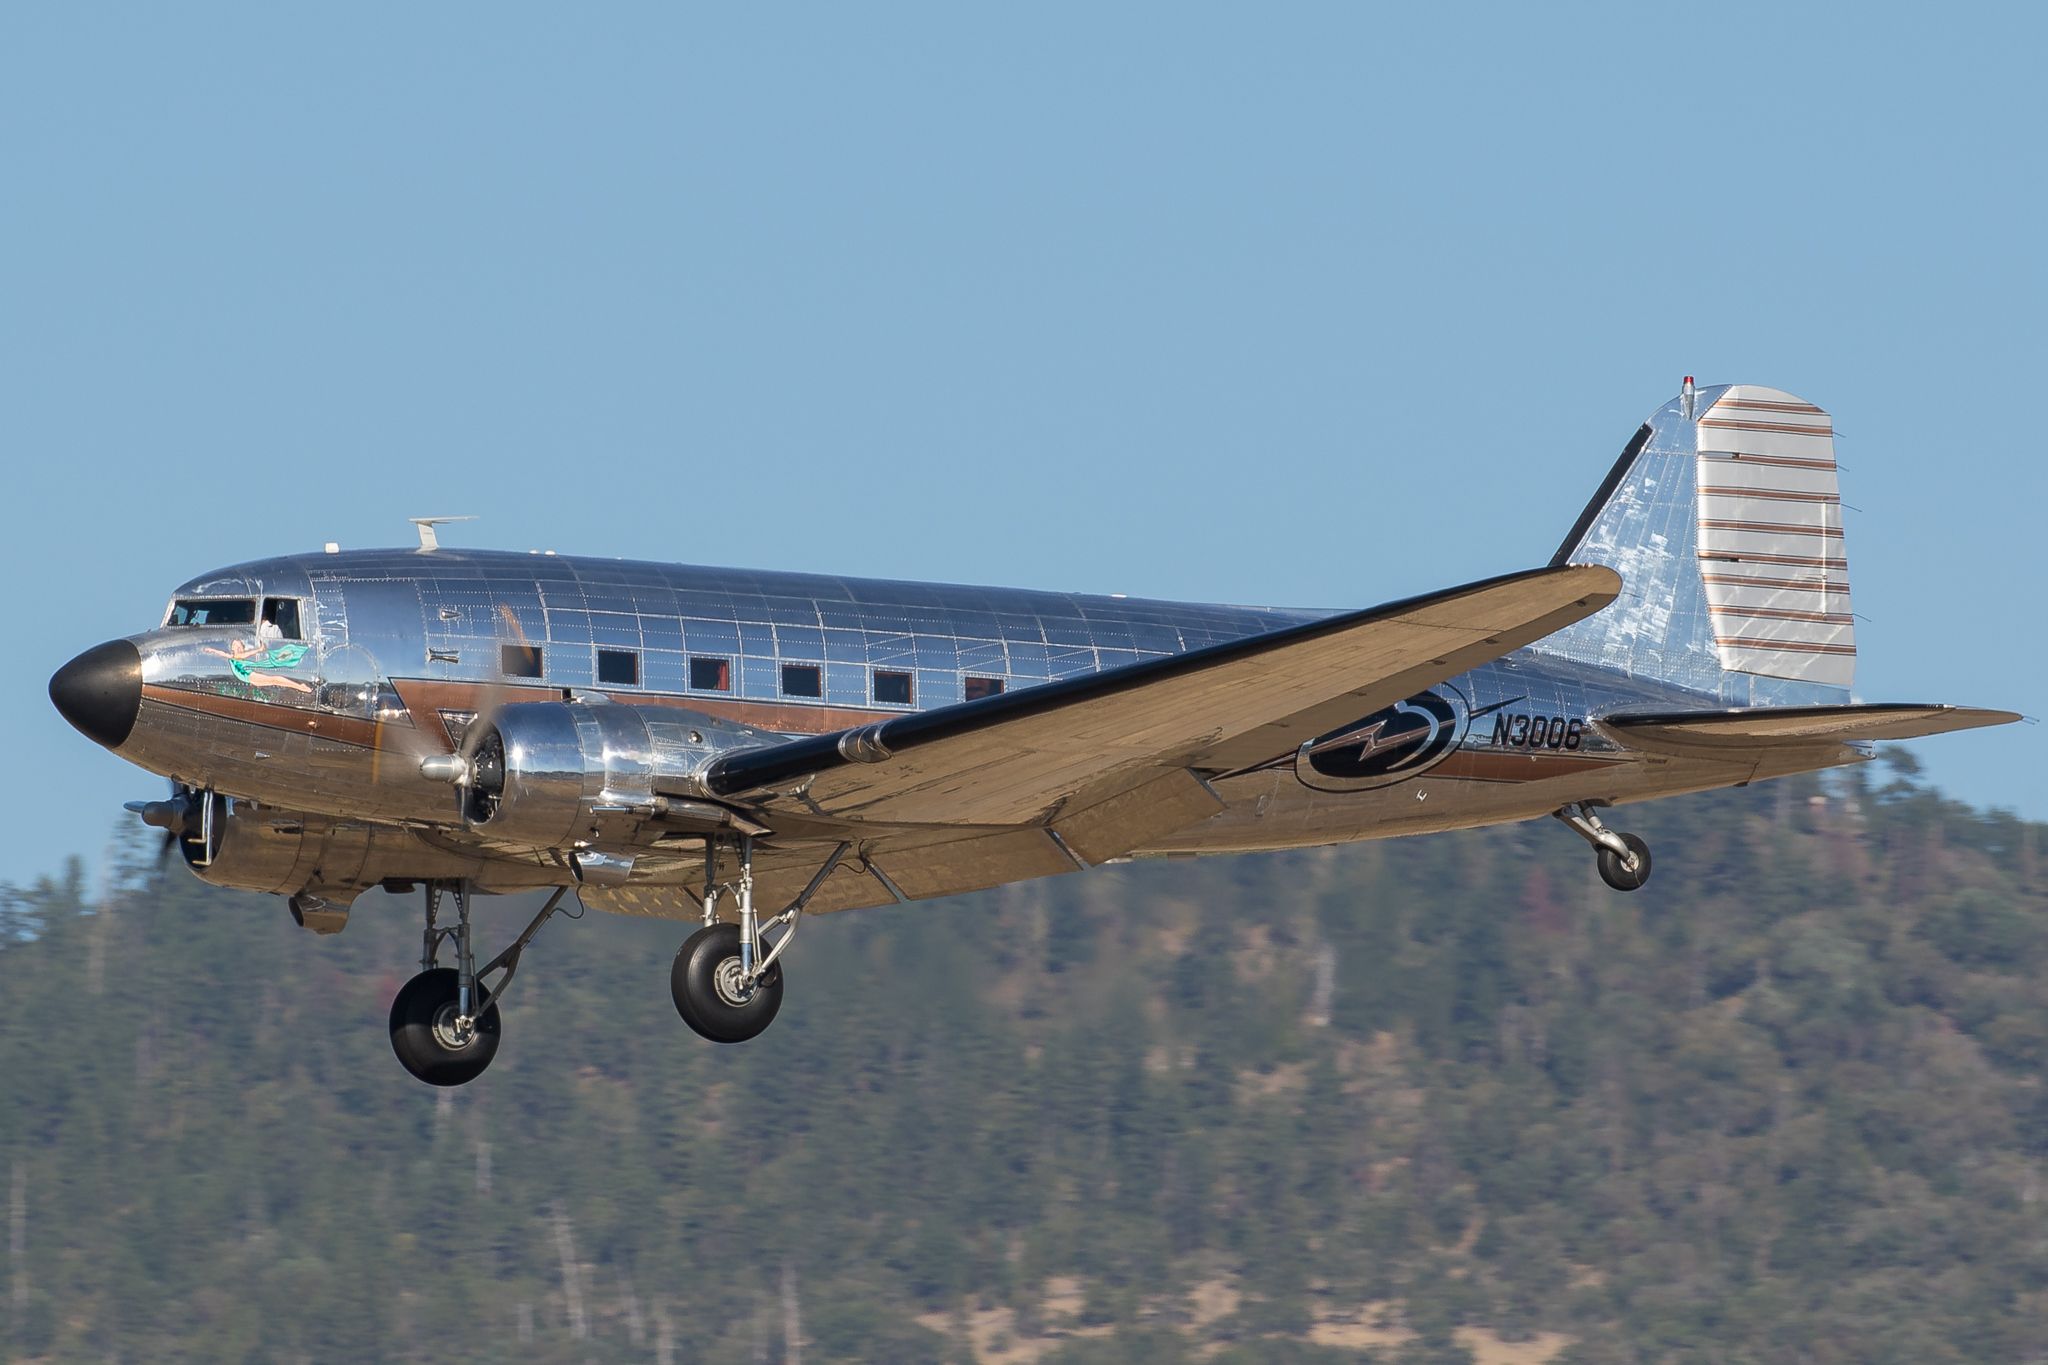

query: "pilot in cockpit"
xmin=258 ymin=597 xmax=300 ymax=643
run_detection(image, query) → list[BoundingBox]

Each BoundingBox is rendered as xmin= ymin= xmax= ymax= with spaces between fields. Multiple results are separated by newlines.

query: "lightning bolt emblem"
xmin=1305 ymin=717 xmax=1396 ymax=760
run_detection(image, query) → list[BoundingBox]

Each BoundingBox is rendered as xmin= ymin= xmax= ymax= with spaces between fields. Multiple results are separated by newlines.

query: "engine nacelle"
xmin=181 ymin=793 xmax=323 ymax=894
xmin=181 ymin=796 xmax=557 ymax=907
xmin=181 ymin=799 xmax=463 ymax=901
xmin=460 ymin=701 xmax=737 ymax=849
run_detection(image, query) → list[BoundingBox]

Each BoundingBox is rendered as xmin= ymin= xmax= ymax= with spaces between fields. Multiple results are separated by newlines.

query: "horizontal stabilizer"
xmin=1601 ymin=703 xmax=2019 ymax=755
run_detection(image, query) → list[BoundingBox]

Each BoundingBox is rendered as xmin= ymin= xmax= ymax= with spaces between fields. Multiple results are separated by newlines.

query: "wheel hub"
xmin=712 ymin=956 xmax=754 ymax=1007
xmin=430 ymin=1002 xmax=476 ymax=1051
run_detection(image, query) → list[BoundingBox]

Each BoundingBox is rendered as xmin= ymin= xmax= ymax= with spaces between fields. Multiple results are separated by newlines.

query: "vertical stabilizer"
xmin=1537 ymin=384 xmax=1853 ymax=704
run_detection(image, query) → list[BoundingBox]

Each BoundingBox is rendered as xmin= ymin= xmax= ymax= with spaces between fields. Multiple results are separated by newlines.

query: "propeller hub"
xmin=124 ymin=793 xmax=195 ymax=837
xmin=418 ymin=754 xmax=467 ymax=784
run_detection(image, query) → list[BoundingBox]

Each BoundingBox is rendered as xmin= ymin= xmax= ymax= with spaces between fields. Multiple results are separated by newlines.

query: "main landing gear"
xmin=670 ymin=836 xmax=849 ymax=1044
xmin=389 ymin=882 xmax=569 ymax=1086
xmin=387 ymin=838 xmax=851 ymax=1080
xmin=1554 ymin=802 xmax=1652 ymax=892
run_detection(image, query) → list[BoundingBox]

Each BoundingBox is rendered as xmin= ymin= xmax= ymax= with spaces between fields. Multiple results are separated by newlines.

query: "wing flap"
xmin=704 ymin=564 xmax=1621 ymax=828
xmin=1602 ymin=703 xmax=2019 ymax=756
xmin=576 ymin=859 xmax=892 ymax=921
xmin=1052 ymin=767 xmax=1225 ymax=865
xmin=575 ymin=823 xmax=1096 ymax=921
xmin=868 ymin=827 xmax=1079 ymax=900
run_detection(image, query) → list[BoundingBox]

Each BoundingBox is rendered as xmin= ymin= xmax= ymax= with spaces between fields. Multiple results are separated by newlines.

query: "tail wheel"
xmin=1596 ymin=832 xmax=1652 ymax=892
xmin=671 ymin=922 xmax=783 ymax=1043
xmin=389 ymin=967 xmax=501 ymax=1086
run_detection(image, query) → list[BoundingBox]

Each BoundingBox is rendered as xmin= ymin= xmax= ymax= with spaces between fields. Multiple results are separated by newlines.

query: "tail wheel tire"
xmin=671 ymin=922 xmax=783 ymax=1044
xmin=1597 ymin=832 xmax=1653 ymax=892
xmin=389 ymin=967 xmax=501 ymax=1086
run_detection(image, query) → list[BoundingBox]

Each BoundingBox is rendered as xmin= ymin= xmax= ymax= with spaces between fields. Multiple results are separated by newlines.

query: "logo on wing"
xmin=1295 ymin=686 xmax=1470 ymax=792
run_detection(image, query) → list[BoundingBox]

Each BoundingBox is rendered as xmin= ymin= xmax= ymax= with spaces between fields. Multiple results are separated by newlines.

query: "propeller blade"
xmin=372 ymin=595 xmax=529 ymax=793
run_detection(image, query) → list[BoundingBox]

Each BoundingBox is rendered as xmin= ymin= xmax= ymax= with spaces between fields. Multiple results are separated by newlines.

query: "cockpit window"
xmin=261 ymin=597 xmax=303 ymax=641
xmin=167 ymin=598 xmax=256 ymax=627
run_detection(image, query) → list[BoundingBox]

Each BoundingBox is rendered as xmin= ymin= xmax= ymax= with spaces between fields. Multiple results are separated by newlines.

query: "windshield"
xmin=166 ymin=598 xmax=256 ymax=627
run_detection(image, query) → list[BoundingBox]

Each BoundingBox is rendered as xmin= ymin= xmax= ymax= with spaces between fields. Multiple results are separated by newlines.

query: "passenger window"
xmin=965 ymin=676 xmax=1005 ymax=701
xmin=500 ymin=644 xmax=544 ymax=679
xmin=690 ymin=656 xmax=731 ymax=692
xmin=873 ymin=669 xmax=913 ymax=705
xmin=261 ymin=597 xmax=303 ymax=641
xmin=596 ymin=648 xmax=639 ymax=686
xmin=780 ymin=663 xmax=822 ymax=699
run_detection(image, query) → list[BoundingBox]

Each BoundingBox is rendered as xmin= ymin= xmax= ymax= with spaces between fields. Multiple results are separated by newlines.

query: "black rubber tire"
xmin=671 ymin=923 xmax=784 ymax=1044
xmin=388 ymin=967 xmax=501 ymax=1086
xmin=1597 ymin=832 xmax=1653 ymax=892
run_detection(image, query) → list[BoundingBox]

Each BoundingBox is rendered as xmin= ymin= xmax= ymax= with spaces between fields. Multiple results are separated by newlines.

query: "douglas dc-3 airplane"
xmin=50 ymin=382 xmax=2019 ymax=1085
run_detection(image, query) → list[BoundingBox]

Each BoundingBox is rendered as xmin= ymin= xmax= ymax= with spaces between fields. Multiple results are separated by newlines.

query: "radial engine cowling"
xmin=180 ymin=793 xmax=317 ymax=893
xmin=460 ymin=701 xmax=733 ymax=848
xmin=176 ymin=798 xmax=386 ymax=900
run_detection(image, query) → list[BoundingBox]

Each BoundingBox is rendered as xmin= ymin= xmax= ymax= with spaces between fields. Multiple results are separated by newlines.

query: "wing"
xmin=702 ymin=564 xmax=1622 ymax=839
xmin=1601 ymin=702 xmax=2021 ymax=756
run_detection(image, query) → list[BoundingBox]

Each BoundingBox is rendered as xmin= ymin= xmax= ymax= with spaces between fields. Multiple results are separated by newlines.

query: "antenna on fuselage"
xmin=409 ymin=516 xmax=477 ymax=553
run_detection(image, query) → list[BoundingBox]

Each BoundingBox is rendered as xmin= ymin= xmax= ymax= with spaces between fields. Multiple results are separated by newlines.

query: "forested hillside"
xmin=2 ymin=756 xmax=2043 ymax=1364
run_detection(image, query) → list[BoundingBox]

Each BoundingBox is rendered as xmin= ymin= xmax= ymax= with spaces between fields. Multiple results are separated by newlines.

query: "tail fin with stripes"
xmin=1536 ymin=382 xmax=1854 ymax=704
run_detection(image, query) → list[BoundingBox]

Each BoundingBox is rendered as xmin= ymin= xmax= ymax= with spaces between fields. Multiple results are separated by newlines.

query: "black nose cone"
xmin=50 ymin=640 xmax=142 ymax=749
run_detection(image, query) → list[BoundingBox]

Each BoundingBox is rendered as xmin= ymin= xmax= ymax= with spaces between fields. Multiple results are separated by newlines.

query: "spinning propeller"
xmin=125 ymin=781 xmax=224 ymax=872
xmin=403 ymin=599 xmax=532 ymax=827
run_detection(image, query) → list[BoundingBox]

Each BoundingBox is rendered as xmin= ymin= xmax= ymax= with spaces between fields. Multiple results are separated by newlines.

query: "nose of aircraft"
xmin=50 ymin=639 xmax=143 ymax=749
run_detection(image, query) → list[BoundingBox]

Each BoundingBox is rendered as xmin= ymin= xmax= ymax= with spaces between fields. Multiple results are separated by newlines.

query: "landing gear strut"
xmin=389 ymin=882 xmax=568 ymax=1086
xmin=670 ymin=837 xmax=849 ymax=1044
xmin=1554 ymin=802 xmax=1652 ymax=892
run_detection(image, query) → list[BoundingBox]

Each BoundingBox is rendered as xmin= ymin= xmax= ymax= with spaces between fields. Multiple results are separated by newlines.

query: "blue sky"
xmin=4 ymin=5 xmax=2040 ymax=891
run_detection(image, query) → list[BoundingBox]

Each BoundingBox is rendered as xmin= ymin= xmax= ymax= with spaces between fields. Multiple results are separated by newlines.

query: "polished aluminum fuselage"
xmin=109 ymin=545 xmax=1839 ymax=900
